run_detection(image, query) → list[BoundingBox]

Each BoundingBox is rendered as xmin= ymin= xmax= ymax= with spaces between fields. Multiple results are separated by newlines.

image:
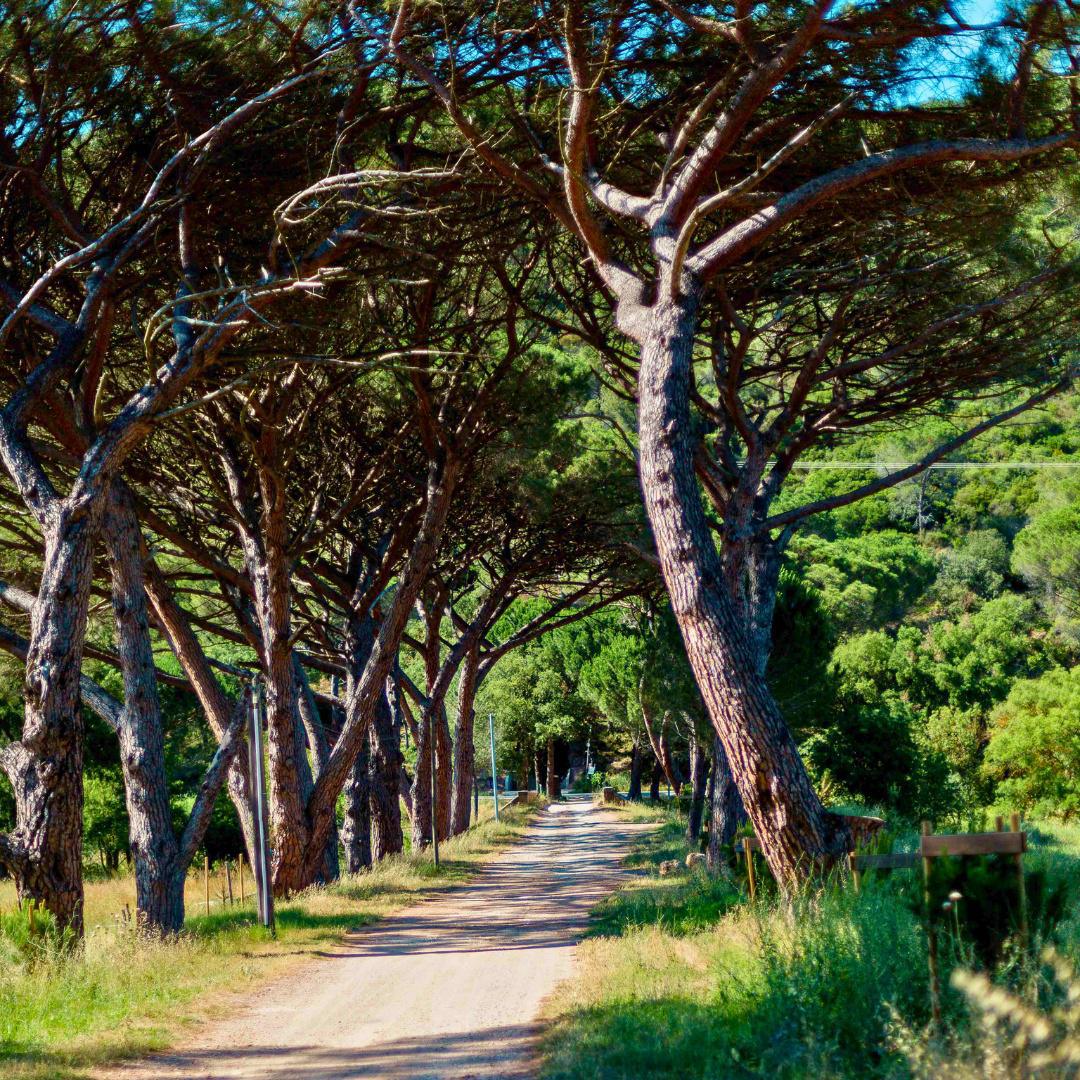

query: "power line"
xmin=786 ymin=461 xmax=1080 ymax=470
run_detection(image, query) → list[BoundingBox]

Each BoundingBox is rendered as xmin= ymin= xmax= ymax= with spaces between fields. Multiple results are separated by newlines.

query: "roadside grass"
xmin=540 ymin=807 xmax=1080 ymax=1080
xmin=0 ymin=801 xmax=540 ymax=1080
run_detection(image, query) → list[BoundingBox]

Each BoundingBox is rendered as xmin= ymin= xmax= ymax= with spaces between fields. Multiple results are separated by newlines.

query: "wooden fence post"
xmin=1010 ymin=812 xmax=1029 ymax=947
xmin=225 ymin=859 xmax=234 ymax=905
xmin=204 ymin=854 xmax=210 ymax=917
xmin=239 ymin=856 xmax=245 ymax=905
xmin=922 ymin=821 xmax=942 ymax=1026
xmin=847 ymin=852 xmax=861 ymax=894
xmin=744 ymin=841 xmax=757 ymax=902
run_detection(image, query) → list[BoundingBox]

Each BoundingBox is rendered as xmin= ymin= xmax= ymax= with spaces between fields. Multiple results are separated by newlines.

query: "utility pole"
xmin=489 ymin=712 xmax=500 ymax=822
xmin=246 ymin=678 xmax=275 ymax=934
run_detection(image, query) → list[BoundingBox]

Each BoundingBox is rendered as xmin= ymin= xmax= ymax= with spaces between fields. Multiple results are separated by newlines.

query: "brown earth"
xmin=114 ymin=796 xmax=653 ymax=1079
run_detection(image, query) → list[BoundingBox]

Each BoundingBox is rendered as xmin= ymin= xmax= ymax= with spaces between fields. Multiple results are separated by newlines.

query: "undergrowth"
xmin=541 ymin=810 xmax=1080 ymax=1080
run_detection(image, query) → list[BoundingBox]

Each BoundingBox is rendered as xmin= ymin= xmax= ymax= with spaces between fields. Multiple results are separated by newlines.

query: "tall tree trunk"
xmin=301 ymin=454 xmax=459 ymax=885
xmin=410 ymin=710 xmax=434 ymax=850
xmin=533 ymin=747 xmax=543 ymax=795
xmin=545 ymin=738 xmax=560 ymax=800
xmin=144 ymin=562 xmax=258 ymax=869
xmin=0 ymin=507 xmax=98 ymax=934
xmin=707 ymin=736 xmax=746 ymax=871
xmin=369 ymin=674 xmax=403 ymax=861
xmin=636 ymin=297 xmax=849 ymax=888
xmin=105 ymin=484 xmax=184 ymax=934
xmin=450 ymin=646 xmax=480 ymax=835
xmin=340 ymin=618 xmax=379 ymax=869
xmin=640 ymin=690 xmax=682 ymax=795
xmin=224 ymin=448 xmax=309 ymax=896
xmin=295 ymin=659 xmax=338 ymax=882
xmin=253 ymin=569 xmax=308 ymax=896
xmin=340 ymin=736 xmax=372 ymax=873
xmin=435 ymin=709 xmax=452 ymax=841
xmin=649 ymin=758 xmax=662 ymax=802
xmin=686 ymin=735 xmax=710 ymax=843
xmin=627 ymin=742 xmax=644 ymax=801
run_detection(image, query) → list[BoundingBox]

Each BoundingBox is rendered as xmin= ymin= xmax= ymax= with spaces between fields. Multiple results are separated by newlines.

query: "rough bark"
xmin=686 ymin=735 xmax=710 ymax=843
xmin=434 ymin=708 xmax=452 ymax=841
xmin=249 ymin=547 xmax=308 ymax=894
xmin=369 ymin=674 xmax=403 ymax=861
xmin=340 ymin=618 xmax=375 ymax=870
xmin=545 ymin=738 xmax=560 ymax=800
xmin=636 ymin=297 xmax=848 ymax=887
xmin=627 ymin=742 xmax=644 ymax=801
xmin=340 ymin=736 xmax=372 ymax=873
xmin=294 ymin=661 xmax=339 ymax=883
xmin=648 ymin=758 xmax=662 ymax=802
xmin=220 ymin=441 xmax=309 ymax=896
xmin=144 ymin=561 xmax=258 ymax=866
xmin=105 ymin=484 xmax=184 ymax=933
xmin=301 ymin=455 xmax=459 ymax=885
xmin=640 ymin=691 xmax=682 ymax=795
xmin=0 ymin=504 xmax=98 ymax=933
xmin=707 ymin=735 xmax=747 ymax=870
xmin=410 ymin=710 xmax=435 ymax=850
xmin=449 ymin=645 xmax=480 ymax=835
xmin=412 ymin=588 xmax=454 ymax=843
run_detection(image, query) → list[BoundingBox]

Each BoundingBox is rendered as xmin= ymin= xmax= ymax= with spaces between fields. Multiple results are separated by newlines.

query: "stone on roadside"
xmin=685 ymin=852 xmax=706 ymax=869
xmin=658 ymin=859 xmax=681 ymax=877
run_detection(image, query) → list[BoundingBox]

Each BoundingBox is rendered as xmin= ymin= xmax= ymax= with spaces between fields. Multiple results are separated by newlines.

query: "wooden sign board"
xmin=919 ymin=831 xmax=1026 ymax=858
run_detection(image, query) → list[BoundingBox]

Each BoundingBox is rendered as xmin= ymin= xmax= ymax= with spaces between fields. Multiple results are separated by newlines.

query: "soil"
xmin=115 ymin=796 xmax=652 ymax=1079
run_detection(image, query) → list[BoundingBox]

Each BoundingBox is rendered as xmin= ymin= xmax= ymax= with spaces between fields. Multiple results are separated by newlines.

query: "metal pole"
xmin=489 ymin=712 xmax=499 ymax=822
xmin=247 ymin=680 xmax=275 ymax=933
xmin=429 ymin=711 xmax=440 ymax=867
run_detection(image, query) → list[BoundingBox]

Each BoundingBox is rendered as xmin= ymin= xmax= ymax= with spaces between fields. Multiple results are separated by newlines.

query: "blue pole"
xmin=489 ymin=712 xmax=499 ymax=822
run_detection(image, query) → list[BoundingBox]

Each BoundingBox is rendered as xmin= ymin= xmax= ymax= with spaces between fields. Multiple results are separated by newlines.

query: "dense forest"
xmin=477 ymin=394 xmax=1080 ymax=825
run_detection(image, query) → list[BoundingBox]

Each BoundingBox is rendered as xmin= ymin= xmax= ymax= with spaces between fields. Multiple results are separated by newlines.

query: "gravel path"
xmin=117 ymin=797 xmax=652 ymax=1079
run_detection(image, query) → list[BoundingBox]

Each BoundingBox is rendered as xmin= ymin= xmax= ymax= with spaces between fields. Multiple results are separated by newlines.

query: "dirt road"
xmin=120 ymin=797 xmax=652 ymax=1079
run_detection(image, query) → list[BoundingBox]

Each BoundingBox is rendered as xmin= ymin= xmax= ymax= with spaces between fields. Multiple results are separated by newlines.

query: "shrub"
xmin=984 ymin=667 xmax=1080 ymax=820
xmin=0 ymin=901 xmax=73 ymax=968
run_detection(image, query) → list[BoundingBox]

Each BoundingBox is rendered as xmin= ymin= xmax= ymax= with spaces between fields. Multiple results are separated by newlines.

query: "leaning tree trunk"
xmin=105 ymin=485 xmax=184 ymax=934
xmin=340 ymin=736 xmax=372 ymax=873
xmin=707 ymin=735 xmax=747 ymax=871
xmin=686 ymin=735 xmax=710 ymax=843
xmin=545 ymin=738 xmax=560 ymax=800
xmin=450 ymin=647 xmax=480 ymax=835
xmin=627 ymin=742 xmax=644 ymax=801
xmin=369 ymin=675 xmax=403 ymax=861
xmin=0 ymin=506 xmax=98 ymax=934
xmin=636 ymin=296 xmax=848 ymax=888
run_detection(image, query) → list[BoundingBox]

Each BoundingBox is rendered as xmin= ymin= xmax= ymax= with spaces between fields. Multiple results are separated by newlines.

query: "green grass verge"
xmin=540 ymin=809 xmax=1080 ymax=1080
xmin=0 ymin=803 xmax=540 ymax=1080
